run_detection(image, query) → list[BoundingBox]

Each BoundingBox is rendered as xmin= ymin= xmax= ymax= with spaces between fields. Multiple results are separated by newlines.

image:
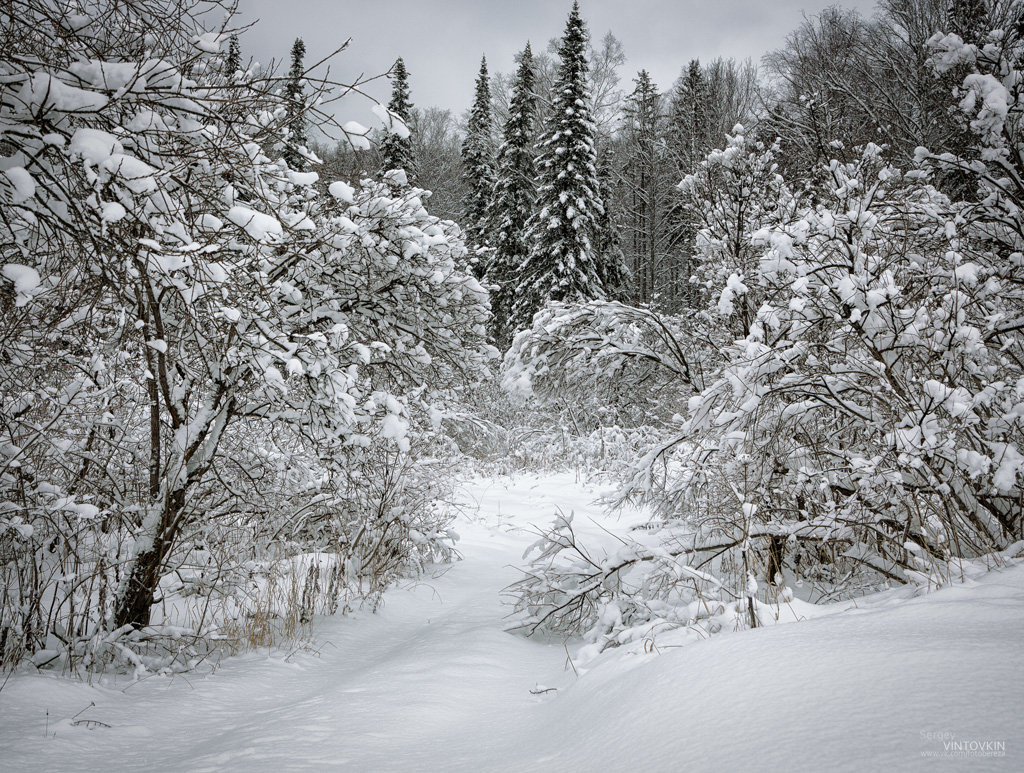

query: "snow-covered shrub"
xmin=508 ymin=38 xmax=1024 ymax=647
xmin=508 ymin=510 xmax=786 ymax=654
xmin=679 ymin=128 xmax=797 ymax=341
xmin=494 ymin=301 xmax=702 ymax=476
xmin=505 ymin=301 xmax=702 ymax=425
xmin=0 ymin=0 xmax=490 ymax=671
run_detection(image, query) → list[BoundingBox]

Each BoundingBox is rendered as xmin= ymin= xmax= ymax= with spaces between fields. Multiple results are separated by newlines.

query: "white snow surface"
xmin=371 ymin=103 xmax=412 ymax=139
xmin=2 ymin=262 xmax=41 ymax=305
xmin=1 ymin=472 xmax=1021 ymax=771
xmin=3 ymin=166 xmax=36 ymax=203
xmin=328 ymin=180 xmax=355 ymax=203
xmin=226 ymin=205 xmax=282 ymax=241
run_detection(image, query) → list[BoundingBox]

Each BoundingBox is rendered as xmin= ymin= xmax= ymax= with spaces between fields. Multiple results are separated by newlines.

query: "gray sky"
xmin=234 ymin=0 xmax=881 ymax=128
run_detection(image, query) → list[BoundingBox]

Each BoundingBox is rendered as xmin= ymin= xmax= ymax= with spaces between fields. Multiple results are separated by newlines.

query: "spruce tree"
xmin=461 ymin=56 xmax=496 ymax=275
xmin=283 ymin=38 xmax=307 ymax=171
xmin=620 ymin=69 xmax=672 ymax=306
xmin=669 ymin=59 xmax=711 ymax=173
xmin=663 ymin=59 xmax=712 ymax=310
xmin=487 ymin=43 xmax=538 ymax=349
xmin=225 ymin=34 xmax=240 ymax=78
xmin=512 ymin=2 xmax=610 ymax=333
xmin=594 ymin=144 xmax=628 ymax=301
xmin=379 ymin=57 xmax=416 ymax=180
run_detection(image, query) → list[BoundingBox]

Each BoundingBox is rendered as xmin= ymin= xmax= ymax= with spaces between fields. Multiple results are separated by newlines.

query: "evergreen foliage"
xmin=618 ymin=69 xmax=673 ymax=306
xmin=380 ymin=57 xmax=416 ymax=180
xmin=594 ymin=145 xmax=628 ymax=301
xmin=668 ymin=60 xmax=712 ymax=173
xmin=283 ymin=37 xmax=307 ymax=171
xmin=662 ymin=59 xmax=714 ymax=309
xmin=488 ymin=43 xmax=538 ymax=349
xmin=225 ymin=34 xmax=240 ymax=77
xmin=512 ymin=2 xmax=611 ymax=334
xmin=461 ymin=56 xmax=496 ymax=275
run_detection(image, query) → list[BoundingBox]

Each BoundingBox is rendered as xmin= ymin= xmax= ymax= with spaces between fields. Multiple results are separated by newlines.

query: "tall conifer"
xmin=461 ymin=56 xmax=496 ymax=274
xmin=487 ymin=43 xmax=538 ymax=349
xmin=225 ymin=34 xmax=240 ymax=77
xmin=620 ymin=69 xmax=672 ymax=306
xmin=663 ymin=59 xmax=712 ymax=309
xmin=512 ymin=2 xmax=610 ymax=333
xmin=380 ymin=58 xmax=416 ymax=180
xmin=283 ymin=38 xmax=306 ymax=171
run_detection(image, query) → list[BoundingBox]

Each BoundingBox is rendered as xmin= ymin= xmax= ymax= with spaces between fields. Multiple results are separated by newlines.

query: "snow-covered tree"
xmin=225 ymin=34 xmax=241 ymax=77
xmin=504 ymin=300 xmax=699 ymax=429
xmin=667 ymin=60 xmax=712 ymax=174
xmin=616 ymin=70 xmax=671 ymax=306
xmin=505 ymin=17 xmax=1024 ymax=645
xmin=379 ymin=57 xmax=416 ymax=180
xmin=487 ymin=43 xmax=537 ymax=350
xmin=667 ymin=145 xmax=1022 ymax=582
xmin=659 ymin=59 xmax=715 ymax=310
xmin=680 ymin=127 xmax=795 ymax=340
xmin=283 ymin=37 xmax=307 ymax=171
xmin=511 ymin=2 xmax=612 ymax=333
xmin=594 ymin=145 xmax=629 ymax=301
xmin=508 ymin=144 xmax=1024 ymax=644
xmin=947 ymin=0 xmax=990 ymax=46
xmin=0 ymin=0 xmax=489 ymax=666
xmin=461 ymin=56 xmax=495 ymax=275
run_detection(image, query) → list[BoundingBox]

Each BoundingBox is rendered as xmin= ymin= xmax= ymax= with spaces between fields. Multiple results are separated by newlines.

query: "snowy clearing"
xmin=1 ymin=473 xmax=1022 ymax=771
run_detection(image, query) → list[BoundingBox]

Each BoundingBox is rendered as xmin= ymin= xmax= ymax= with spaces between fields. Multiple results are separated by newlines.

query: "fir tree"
xmin=668 ymin=59 xmax=712 ymax=173
xmin=663 ymin=59 xmax=712 ymax=310
xmin=225 ymin=34 xmax=240 ymax=78
xmin=461 ymin=56 xmax=496 ymax=275
xmin=379 ymin=57 xmax=416 ymax=180
xmin=594 ymin=144 xmax=628 ymax=301
xmin=487 ymin=43 xmax=538 ymax=349
xmin=512 ymin=2 xmax=611 ymax=333
xmin=283 ymin=38 xmax=306 ymax=171
xmin=620 ymin=69 xmax=673 ymax=306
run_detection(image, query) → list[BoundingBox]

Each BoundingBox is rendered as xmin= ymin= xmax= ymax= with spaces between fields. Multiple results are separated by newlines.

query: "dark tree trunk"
xmin=766 ymin=535 xmax=786 ymax=586
xmin=113 ymin=489 xmax=184 ymax=629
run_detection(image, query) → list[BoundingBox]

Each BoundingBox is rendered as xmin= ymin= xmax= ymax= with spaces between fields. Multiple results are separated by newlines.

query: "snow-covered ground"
xmin=1 ymin=472 xmax=1021 ymax=771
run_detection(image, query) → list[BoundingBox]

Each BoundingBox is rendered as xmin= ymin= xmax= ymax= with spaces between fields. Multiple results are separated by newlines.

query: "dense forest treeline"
xmin=304 ymin=0 xmax=1003 ymax=317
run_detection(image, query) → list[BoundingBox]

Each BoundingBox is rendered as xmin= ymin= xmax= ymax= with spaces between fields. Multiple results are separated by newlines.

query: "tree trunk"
xmin=113 ymin=488 xmax=184 ymax=629
xmin=766 ymin=535 xmax=786 ymax=585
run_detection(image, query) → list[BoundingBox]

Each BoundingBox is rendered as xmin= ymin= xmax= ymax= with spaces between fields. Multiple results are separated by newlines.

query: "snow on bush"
xmin=506 ymin=42 xmax=1024 ymax=648
xmin=0 ymin=0 xmax=490 ymax=673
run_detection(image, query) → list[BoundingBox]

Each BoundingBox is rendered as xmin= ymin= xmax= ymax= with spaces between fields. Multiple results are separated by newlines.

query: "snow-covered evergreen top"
xmin=380 ymin=57 xmax=416 ymax=180
xmin=461 ymin=56 xmax=496 ymax=269
xmin=487 ymin=43 xmax=538 ymax=349
xmin=512 ymin=1 xmax=610 ymax=333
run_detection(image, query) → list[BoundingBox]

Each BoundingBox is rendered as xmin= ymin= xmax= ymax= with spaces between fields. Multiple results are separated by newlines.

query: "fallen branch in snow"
xmin=505 ymin=503 xmax=997 ymax=651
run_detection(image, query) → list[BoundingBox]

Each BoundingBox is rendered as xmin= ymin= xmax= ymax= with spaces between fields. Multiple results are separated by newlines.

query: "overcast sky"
xmin=233 ymin=0 xmax=880 ymax=128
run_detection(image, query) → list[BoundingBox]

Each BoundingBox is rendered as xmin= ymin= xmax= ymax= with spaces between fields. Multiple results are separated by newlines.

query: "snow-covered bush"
xmin=0 ymin=0 xmax=490 ymax=671
xmin=508 ymin=509 xmax=789 ymax=654
xmin=679 ymin=128 xmax=797 ymax=342
xmin=505 ymin=301 xmax=702 ymax=426
xmin=495 ymin=301 xmax=702 ymax=475
xmin=645 ymin=145 xmax=1020 ymax=576
xmin=507 ymin=27 xmax=1024 ymax=647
